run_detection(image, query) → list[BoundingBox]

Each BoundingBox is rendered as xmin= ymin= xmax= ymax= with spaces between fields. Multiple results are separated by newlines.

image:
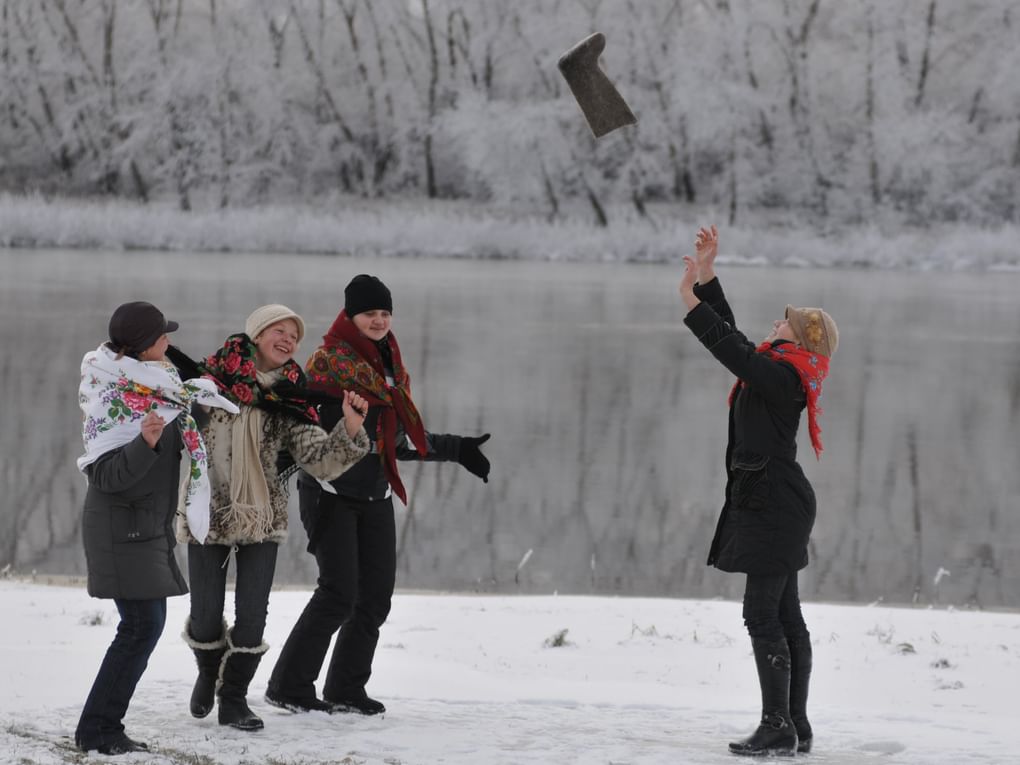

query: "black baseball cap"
xmin=108 ymin=301 xmax=179 ymax=354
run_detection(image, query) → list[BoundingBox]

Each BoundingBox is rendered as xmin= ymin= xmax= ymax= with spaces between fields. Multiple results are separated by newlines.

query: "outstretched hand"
xmin=458 ymin=433 xmax=491 ymax=482
xmin=694 ymin=224 xmax=718 ymax=283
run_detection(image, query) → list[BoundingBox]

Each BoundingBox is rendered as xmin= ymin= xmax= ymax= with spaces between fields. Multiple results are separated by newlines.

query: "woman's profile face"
xmin=352 ymin=309 xmax=392 ymax=342
xmin=139 ymin=334 xmax=170 ymax=362
xmin=765 ymin=318 xmax=798 ymax=345
xmin=254 ymin=319 xmax=300 ymax=371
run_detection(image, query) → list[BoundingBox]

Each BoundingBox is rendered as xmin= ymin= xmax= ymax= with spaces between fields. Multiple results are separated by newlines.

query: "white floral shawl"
xmin=77 ymin=344 xmax=239 ymax=543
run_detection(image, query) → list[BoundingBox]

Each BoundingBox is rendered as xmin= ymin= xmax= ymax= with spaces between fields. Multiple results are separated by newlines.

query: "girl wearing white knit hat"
xmin=169 ymin=304 xmax=371 ymax=732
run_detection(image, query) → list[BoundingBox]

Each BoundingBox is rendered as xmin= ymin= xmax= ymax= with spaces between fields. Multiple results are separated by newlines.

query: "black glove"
xmin=457 ymin=433 xmax=491 ymax=482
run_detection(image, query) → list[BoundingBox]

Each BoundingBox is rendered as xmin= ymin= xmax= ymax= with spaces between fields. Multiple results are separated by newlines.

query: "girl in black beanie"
xmin=265 ymin=275 xmax=491 ymax=715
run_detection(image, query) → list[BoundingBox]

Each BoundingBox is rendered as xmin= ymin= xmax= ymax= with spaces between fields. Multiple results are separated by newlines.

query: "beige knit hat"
xmin=785 ymin=305 xmax=838 ymax=358
xmin=245 ymin=304 xmax=305 ymax=343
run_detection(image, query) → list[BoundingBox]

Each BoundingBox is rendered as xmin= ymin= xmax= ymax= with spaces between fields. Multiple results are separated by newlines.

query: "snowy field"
xmin=1 ymin=579 xmax=1017 ymax=764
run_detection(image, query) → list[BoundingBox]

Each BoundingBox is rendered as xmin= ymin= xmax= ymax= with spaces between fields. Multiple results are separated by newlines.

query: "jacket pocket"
xmin=730 ymin=454 xmax=771 ymax=512
xmin=110 ymin=497 xmax=159 ymax=543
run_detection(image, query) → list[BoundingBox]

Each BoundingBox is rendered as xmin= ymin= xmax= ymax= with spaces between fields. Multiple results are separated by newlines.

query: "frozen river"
xmin=2 ymin=249 xmax=1017 ymax=608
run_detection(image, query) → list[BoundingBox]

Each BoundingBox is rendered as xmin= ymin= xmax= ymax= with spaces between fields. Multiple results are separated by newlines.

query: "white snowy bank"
xmin=1 ymin=579 xmax=1017 ymax=764
xmin=1 ymin=193 xmax=1018 ymax=271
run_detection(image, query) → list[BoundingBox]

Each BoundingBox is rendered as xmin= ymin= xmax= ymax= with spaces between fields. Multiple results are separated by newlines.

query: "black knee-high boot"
xmin=788 ymin=635 xmax=813 ymax=753
xmin=217 ymin=631 xmax=269 ymax=731
xmin=729 ymin=638 xmax=798 ymax=757
xmin=182 ymin=619 xmax=227 ymax=719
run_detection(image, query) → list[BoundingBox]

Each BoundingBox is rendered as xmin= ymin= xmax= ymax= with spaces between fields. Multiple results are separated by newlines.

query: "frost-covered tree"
xmin=0 ymin=0 xmax=1016 ymax=225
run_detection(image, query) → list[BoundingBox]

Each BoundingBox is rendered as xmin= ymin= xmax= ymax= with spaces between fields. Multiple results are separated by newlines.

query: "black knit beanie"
xmin=344 ymin=274 xmax=393 ymax=317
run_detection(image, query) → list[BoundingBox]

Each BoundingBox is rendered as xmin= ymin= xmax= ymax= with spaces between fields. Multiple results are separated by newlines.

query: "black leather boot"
xmin=77 ymin=733 xmax=149 ymax=755
xmin=93 ymin=734 xmax=149 ymax=755
xmin=788 ymin=634 xmax=813 ymax=753
xmin=324 ymin=692 xmax=386 ymax=716
xmin=264 ymin=687 xmax=337 ymax=714
xmin=729 ymin=638 xmax=798 ymax=757
xmin=182 ymin=619 xmax=227 ymax=719
xmin=217 ymin=634 xmax=269 ymax=731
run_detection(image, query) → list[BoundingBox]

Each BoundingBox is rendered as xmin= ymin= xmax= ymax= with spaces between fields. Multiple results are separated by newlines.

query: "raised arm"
xmin=681 ymin=225 xmax=736 ymax=326
xmin=284 ymin=417 xmax=371 ymax=482
xmin=684 ymin=299 xmax=801 ymax=404
xmin=694 ymin=224 xmax=718 ymax=285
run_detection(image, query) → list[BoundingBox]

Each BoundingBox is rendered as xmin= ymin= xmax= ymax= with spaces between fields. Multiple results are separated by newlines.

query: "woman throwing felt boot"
xmin=678 ymin=226 xmax=837 ymax=757
xmin=175 ymin=305 xmax=370 ymax=732
xmin=265 ymin=275 xmax=491 ymax=716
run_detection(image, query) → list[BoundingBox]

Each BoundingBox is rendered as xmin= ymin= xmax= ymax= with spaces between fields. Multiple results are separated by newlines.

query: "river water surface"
xmin=2 ymin=250 xmax=1018 ymax=608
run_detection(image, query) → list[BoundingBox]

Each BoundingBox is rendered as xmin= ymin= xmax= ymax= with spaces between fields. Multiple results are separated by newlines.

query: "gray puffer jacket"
xmin=81 ymin=423 xmax=189 ymax=600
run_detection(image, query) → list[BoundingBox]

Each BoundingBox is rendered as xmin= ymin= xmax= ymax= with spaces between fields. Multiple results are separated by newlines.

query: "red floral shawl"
xmin=729 ymin=342 xmax=830 ymax=459
xmin=200 ymin=334 xmax=319 ymax=424
xmin=305 ymin=311 xmax=427 ymax=503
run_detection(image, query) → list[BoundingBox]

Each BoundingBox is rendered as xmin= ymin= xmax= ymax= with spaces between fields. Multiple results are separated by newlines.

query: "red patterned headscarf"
xmin=304 ymin=311 xmax=427 ymax=503
xmin=729 ymin=342 xmax=830 ymax=459
xmin=199 ymin=333 xmax=319 ymax=424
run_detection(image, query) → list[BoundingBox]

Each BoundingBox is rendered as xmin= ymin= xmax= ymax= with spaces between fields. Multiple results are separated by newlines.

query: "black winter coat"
xmin=684 ymin=277 xmax=816 ymax=576
xmin=297 ymin=399 xmax=461 ymax=551
xmin=81 ymin=423 xmax=189 ymax=600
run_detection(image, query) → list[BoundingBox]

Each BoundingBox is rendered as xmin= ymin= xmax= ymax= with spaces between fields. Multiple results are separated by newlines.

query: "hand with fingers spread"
xmin=678 ymin=256 xmax=701 ymax=311
xmin=341 ymin=390 xmax=369 ymax=438
xmin=694 ymin=224 xmax=719 ymax=284
xmin=140 ymin=410 xmax=166 ymax=449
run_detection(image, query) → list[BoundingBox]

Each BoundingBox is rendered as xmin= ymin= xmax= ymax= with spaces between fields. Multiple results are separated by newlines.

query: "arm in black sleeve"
xmin=85 ymin=434 xmax=161 ymax=494
xmin=396 ymin=431 xmax=462 ymax=462
xmin=191 ymin=401 xmax=211 ymax=431
xmin=684 ymin=301 xmax=801 ymax=404
xmin=165 ymin=345 xmax=203 ymax=380
xmin=324 ymin=401 xmax=462 ymax=463
xmin=692 ymin=276 xmax=736 ymax=327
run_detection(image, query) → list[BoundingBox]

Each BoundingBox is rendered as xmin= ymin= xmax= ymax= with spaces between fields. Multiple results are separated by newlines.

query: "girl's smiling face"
xmin=352 ymin=309 xmax=392 ymax=342
xmin=254 ymin=319 xmax=300 ymax=371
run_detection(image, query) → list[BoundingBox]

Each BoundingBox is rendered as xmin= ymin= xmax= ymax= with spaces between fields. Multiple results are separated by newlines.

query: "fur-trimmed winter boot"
xmin=728 ymin=638 xmax=798 ymax=757
xmin=182 ymin=618 xmax=228 ymax=719
xmin=217 ymin=631 xmax=269 ymax=731
xmin=788 ymin=634 xmax=813 ymax=753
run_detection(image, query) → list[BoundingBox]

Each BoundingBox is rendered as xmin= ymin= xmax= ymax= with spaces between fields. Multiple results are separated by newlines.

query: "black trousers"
xmin=187 ymin=541 xmax=278 ymax=648
xmin=741 ymin=572 xmax=809 ymax=642
xmin=268 ymin=480 xmax=395 ymax=701
xmin=75 ymin=598 xmax=166 ymax=750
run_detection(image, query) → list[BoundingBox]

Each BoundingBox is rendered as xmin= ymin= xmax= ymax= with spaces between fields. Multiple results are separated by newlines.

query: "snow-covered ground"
xmin=1 ymin=193 xmax=1018 ymax=270
xmin=1 ymin=579 xmax=1016 ymax=764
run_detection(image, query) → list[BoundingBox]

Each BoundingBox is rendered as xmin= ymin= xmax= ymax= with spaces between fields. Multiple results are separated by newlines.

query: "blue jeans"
xmin=75 ymin=598 xmax=167 ymax=750
xmin=741 ymin=573 xmax=809 ymax=642
xmin=187 ymin=541 xmax=278 ymax=648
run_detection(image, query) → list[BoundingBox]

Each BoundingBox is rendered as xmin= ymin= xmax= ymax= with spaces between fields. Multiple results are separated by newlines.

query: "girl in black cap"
xmin=75 ymin=302 xmax=237 ymax=755
xmin=264 ymin=274 xmax=491 ymax=716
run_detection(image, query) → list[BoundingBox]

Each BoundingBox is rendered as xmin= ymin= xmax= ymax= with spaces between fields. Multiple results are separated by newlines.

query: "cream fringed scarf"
xmin=217 ymin=369 xmax=280 ymax=540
